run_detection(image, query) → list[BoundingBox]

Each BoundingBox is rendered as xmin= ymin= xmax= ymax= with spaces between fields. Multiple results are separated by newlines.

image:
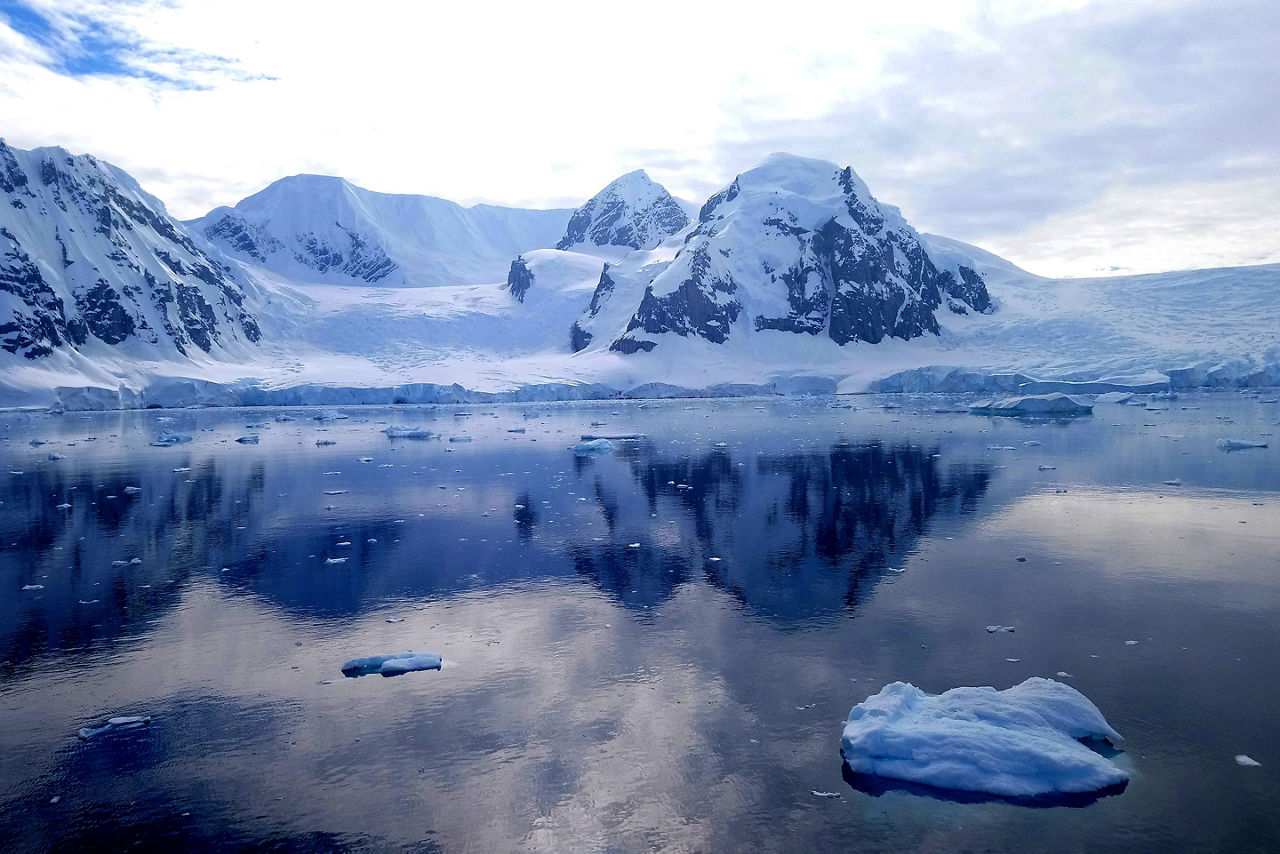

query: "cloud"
xmin=0 ymin=0 xmax=1275 ymax=276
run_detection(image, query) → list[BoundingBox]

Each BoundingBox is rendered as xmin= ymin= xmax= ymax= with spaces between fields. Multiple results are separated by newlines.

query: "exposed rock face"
xmin=573 ymin=154 xmax=992 ymax=355
xmin=0 ymin=139 xmax=261 ymax=361
xmin=507 ymin=256 xmax=534 ymax=302
xmin=556 ymin=170 xmax=689 ymax=251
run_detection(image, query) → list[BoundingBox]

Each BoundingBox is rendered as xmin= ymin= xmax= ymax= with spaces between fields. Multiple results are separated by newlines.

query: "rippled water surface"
xmin=1 ymin=394 xmax=1278 ymax=852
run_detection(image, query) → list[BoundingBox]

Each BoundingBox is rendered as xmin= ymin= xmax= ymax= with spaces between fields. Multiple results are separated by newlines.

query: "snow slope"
xmin=3 ymin=142 xmax=1278 ymax=408
xmin=0 ymin=139 xmax=267 ymax=403
xmin=190 ymin=174 xmax=573 ymax=288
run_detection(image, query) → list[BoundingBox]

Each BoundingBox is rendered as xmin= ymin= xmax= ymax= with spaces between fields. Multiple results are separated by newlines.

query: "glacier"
xmin=3 ymin=140 xmax=1279 ymax=410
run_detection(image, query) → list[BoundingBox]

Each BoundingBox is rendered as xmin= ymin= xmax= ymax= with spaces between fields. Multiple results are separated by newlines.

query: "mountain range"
xmin=2 ymin=137 xmax=1277 ymax=408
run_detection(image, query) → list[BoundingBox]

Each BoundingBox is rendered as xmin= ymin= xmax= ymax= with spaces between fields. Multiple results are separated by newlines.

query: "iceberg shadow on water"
xmin=840 ymin=763 xmax=1129 ymax=809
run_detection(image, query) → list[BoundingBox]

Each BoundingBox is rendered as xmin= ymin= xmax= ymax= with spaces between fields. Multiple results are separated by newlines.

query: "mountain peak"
xmin=556 ymin=170 xmax=689 ymax=252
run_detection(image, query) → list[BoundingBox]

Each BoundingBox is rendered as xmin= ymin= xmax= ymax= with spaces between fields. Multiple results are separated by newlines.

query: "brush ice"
xmin=77 ymin=715 xmax=151 ymax=739
xmin=572 ymin=438 xmax=614 ymax=456
xmin=383 ymin=426 xmax=436 ymax=439
xmin=840 ymin=677 xmax=1127 ymax=798
xmin=1216 ymin=438 xmax=1268 ymax=451
xmin=341 ymin=652 xmax=442 ymax=678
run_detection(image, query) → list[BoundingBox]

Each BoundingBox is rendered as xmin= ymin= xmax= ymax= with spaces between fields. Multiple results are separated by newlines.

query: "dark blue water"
xmin=1 ymin=394 xmax=1277 ymax=852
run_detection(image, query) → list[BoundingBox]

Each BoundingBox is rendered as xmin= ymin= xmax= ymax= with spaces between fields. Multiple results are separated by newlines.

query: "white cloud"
xmin=0 ymin=0 xmax=1276 ymax=276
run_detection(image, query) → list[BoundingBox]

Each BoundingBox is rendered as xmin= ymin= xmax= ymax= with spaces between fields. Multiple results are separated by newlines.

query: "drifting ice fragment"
xmin=341 ymin=652 xmax=442 ymax=678
xmin=77 ymin=716 xmax=151 ymax=739
xmin=123 ymin=486 xmax=141 ymax=494
xmin=572 ymin=438 xmax=614 ymax=456
xmin=1216 ymin=438 xmax=1268 ymax=451
xmin=811 ymin=790 xmax=842 ymax=798
xmin=47 ymin=453 xmax=66 ymax=461
xmin=840 ymin=678 xmax=1127 ymax=798
xmin=151 ymin=430 xmax=192 ymax=447
xmin=325 ymin=557 xmax=348 ymax=564
xmin=316 ymin=439 xmax=337 ymax=446
xmin=235 ymin=435 xmax=260 ymax=445
xmin=22 ymin=584 xmax=43 ymax=590
xmin=970 ymin=394 xmax=1093 ymax=417
xmin=986 ymin=625 xmax=1016 ymax=633
xmin=384 ymin=426 xmax=436 ymax=439
xmin=1235 ymin=754 xmax=1261 ymax=767
xmin=1163 ymin=479 xmax=1182 ymax=486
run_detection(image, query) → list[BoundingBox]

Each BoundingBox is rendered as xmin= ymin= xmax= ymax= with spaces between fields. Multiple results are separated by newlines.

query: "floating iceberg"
xmin=970 ymin=394 xmax=1093 ymax=417
xmin=341 ymin=652 xmax=443 ymax=678
xmin=383 ymin=426 xmax=437 ymax=440
xmin=1216 ymin=438 xmax=1268 ymax=451
xmin=235 ymin=434 xmax=260 ymax=445
xmin=77 ymin=715 xmax=151 ymax=739
xmin=840 ymin=678 xmax=1127 ymax=798
xmin=150 ymin=429 xmax=192 ymax=447
xmin=571 ymin=438 xmax=614 ymax=456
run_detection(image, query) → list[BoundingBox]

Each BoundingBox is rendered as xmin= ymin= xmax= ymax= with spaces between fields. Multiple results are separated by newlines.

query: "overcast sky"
xmin=1 ymin=0 xmax=1276 ymax=277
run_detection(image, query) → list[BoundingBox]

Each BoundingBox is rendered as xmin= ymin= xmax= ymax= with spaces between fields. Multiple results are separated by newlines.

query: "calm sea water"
xmin=1 ymin=394 xmax=1277 ymax=852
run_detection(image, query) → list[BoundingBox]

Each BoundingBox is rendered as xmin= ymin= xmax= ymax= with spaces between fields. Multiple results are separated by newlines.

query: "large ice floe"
xmin=970 ymin=393 xmax=1093 ymax=417
xmin=840 ymin=678 xmax=1128 ymax=799
xmin=341 ymin=652 xmax=443 ymax=678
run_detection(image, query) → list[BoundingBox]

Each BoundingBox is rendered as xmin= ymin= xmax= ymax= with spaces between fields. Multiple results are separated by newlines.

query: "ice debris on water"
xmin=77 ymin=716 xmax=151 ymax=739
xmin=572 ymin=438 xmax=614 ymax=456
xmin=971 ymin=394 xmax=1093 ymax=417
xmin=151 ymin=430 xmax=192 ymax=447
xmin=341 ymin=652 xmax=442 ymax=678
xmin=1163 ymin=479 xmax=1182 ymax=486
xmin=986 ymin=625 xmax=1016 ymax=633
xmin=1216 ymin=438 xmax=1268 ymax=451
xmin=325 ymin=557 xmax=348 ymax=564
xmin=123 ymin=486 xmax=141 ymax=494
xmin=810 ymin=790 xmax=842 ymax=798
xmin=47 ymin=453 xmax=66 ymax=461
xmin=22 ymin=584 xmax=43 ymax=590
xmin=840 ymin=678 xmax=1127 ymax=797
xmin=316 ymin=439 xmax=337 ymax=446
xmin=384 ymin=426 xmax=436 ymax=439
xmin=1235 ymin=754 xmax=1261 ymax=767
xmin=235 ymin=435 xmax=260 ymax=445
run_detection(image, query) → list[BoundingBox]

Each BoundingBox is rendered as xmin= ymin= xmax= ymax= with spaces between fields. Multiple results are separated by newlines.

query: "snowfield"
xmin=3 ymin=143 xmax=1278 ymax=409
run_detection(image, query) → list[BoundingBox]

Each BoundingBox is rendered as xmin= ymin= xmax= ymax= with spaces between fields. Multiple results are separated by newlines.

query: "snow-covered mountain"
xmin=1 ymin=139 xmax=262 ymax=364
xmin=570 ymin=154 xmax=991 ymax=356
xmin=191 ymin=175 xmax=573 ymax=288
xmin=555 ymin=170 xmax=689 ymax=252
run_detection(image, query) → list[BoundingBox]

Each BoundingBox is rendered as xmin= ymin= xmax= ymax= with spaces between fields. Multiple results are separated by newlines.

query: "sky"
xmin=0 ymin=0 xmax=1276 ymax=278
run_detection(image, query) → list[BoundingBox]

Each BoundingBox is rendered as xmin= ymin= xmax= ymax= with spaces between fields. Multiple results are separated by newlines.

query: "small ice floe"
xmin=235 ymin=435 xmax=260 ymax=445
xmin=1056 ymin=672 xmax=1074 ymax=678
xmin=507 ymin=428 xmax=526 ymax=434
xmin=313 ymin=411 xmax=349 ymax=422
xmin=341 ymin=652 xmax=442 ymax=678
xmin=1023 ymin=440 xmax=1043 ymax=447
xmin=151 ymin=430 xmax=192 ymax=447
xmin=324 ymin=490 xmax=349 ymax=495
xmin=1216 ymin=438 xmax=1268 ymax=451
xmin=77 ymin=715 xmax=151 ymax=739
xmin=1005 ymin=658 xmax=1022 ymax=663
xmin=1038 ymin=465 xmax=1057 ymax=471
xmin=384 ymin=426 xmax=436 ymax=439
xmin=357 ymin=457 xmax=374 ymax=463
xmin=840 ymin=678 xmax=1127 ymax=797
xmin=22 ymin=584 xmax=43 ymax=590
xmin=1235 ymin=754 xmax=1261 ymax=767
xmin=1163 ymin=479 xmax=1182 ymax=486
xmin=810 ymin=790 xmax=842 ymax=798
xmin=316 ymin=439 xmax=337 ymax=447
xmin=55 ymin=503 xmax=71 ymax=510
xmin=47 ymin=453 xmax=66 ymax=461
xmin=971 ymin=394 xmax=1093 ymax=418
xmin=572 ymin=438 xmax=614 ymax=456
xmin=123 ymin=486 xmax=141 ymax=494
xmin=986 ymin=625 xmax=1016 ymax=633
xmin=1125 ymin=640 xmax=1139 ymax=645
xmin=627 ymin=542 xmax=641 ymax=548
xmin=385 ymin=617 xmax=403 ymax=623
xmin=173 ymin=467 xmax=190 ymax=473
xmin=448 ymin=436 xmax=473 ymax=443
xmin=275 ymin=414 xmax=297 ymax=423
xmin=987 ymin=445 xmax=1017 ymax=451
xmin=325 ymin=557 xmax=348 ymax=564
